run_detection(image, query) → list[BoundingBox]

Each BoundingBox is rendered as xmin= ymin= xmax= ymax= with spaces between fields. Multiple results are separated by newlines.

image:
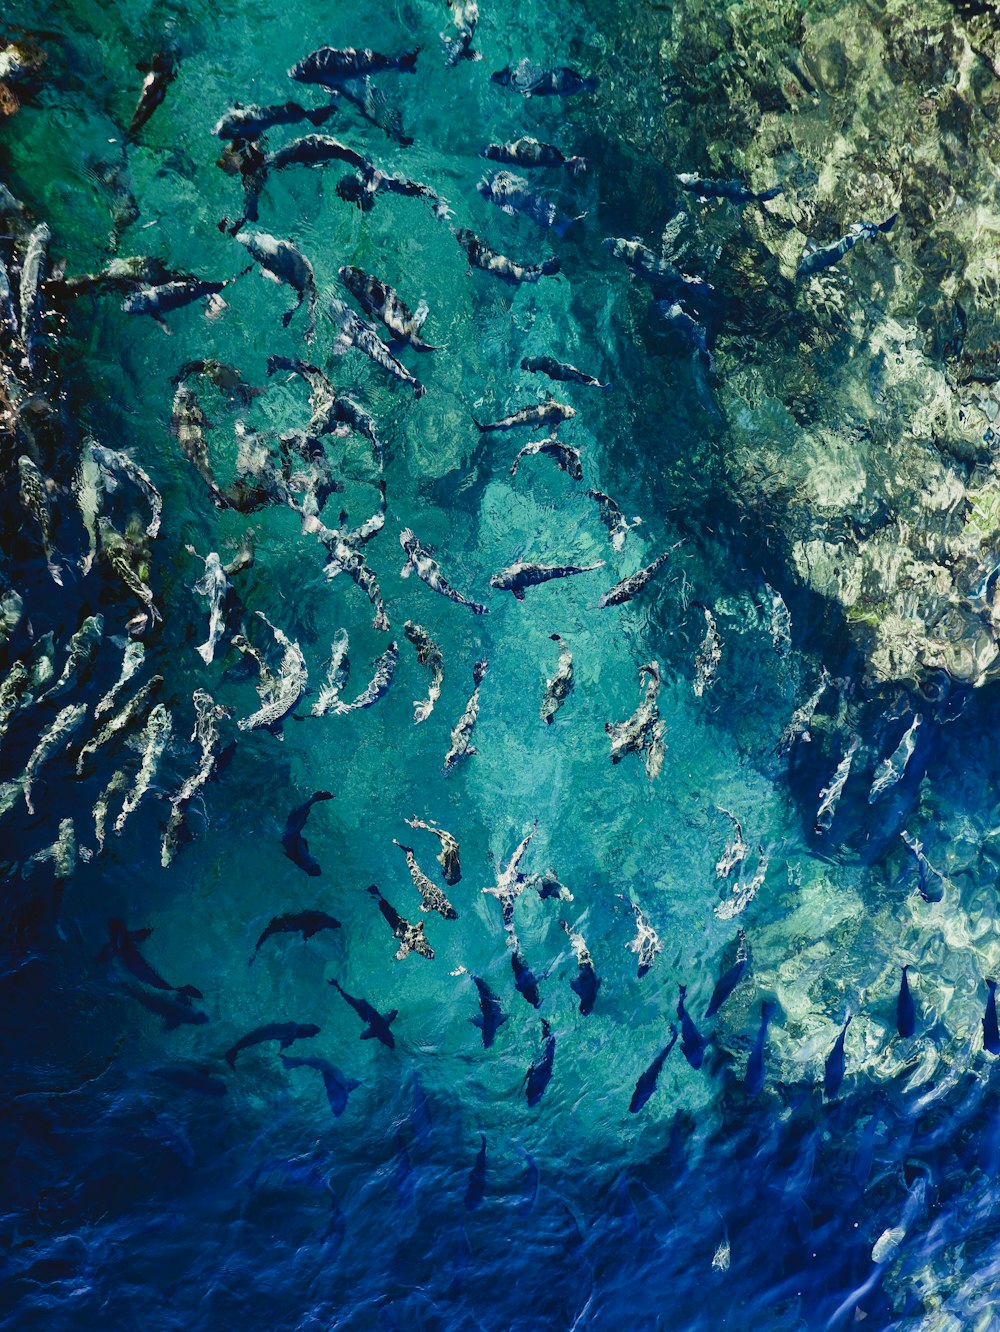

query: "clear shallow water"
xmin=4 ymin=0 xmax=1000 ymax=1328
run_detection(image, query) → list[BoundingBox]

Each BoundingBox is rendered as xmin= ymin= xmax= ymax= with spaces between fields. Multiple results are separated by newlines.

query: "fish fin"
xmin=513 ymin=588 xmax=525 ymax=601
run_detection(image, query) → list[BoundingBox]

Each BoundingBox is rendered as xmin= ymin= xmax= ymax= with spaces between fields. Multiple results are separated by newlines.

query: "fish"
xmin=0 ymin=256 xmax=18 ymax=341
xmin=89 ymin=442 xmax=163 ymax=539
xmin=170 ymin=384 xmax=230 ymax=508
xmin=281 ymin=791 xmax=334 ymax=877
xmin=511 ymin=436 xmax=583 ymax=481
xmin=598 ymin=548 xmax=677 ymax=608
xmin=562 ymin=919 xmax=600 ymax=1016
xmin=490 ymin=559 xmax=604 ymax=600
xmin=393 ymin=840 xmax=457 ymax=918
xmin=604 ymin=237 xmax=718 ymax=312
xmin=486 ymin=139 xmax=586 ymax=175
xmin=605 ymin=660 xmax=665 ymax=780
xmin=56 ymin=255 xmax=198 ymax=299
xmin=335 ymin=168 xmax=451 ymax=219
xmin=465 ymin=1134 xmax=487 ymax=1209
xmin=797 ymin=214 xmax=897 ymax=278
xmin=18 ymin=222 xmax=51 ymax=374
xmin=868 ymin=715 xmax=922 ymax=803
xmin=454 ymin=227 xmax=560 ymax=283
xmin=692 ymin=605 xmax=721 ymax=696
xmin=250 ymin=910 xmax=341 ymax=966
xmin=897 ymin=965 xmax=916 ymax=1038
xmin=16 ymin=704 xmax=87 ymax=815
xmin=762 ymin=582 xmax=791 ymax=656
xmin=985 ymin=980 xmax=1000 ymax=1056
xmin=267 ymin=356 xmax=386 ymax=472
xmin=123 ymin=276 xmax=234 ymax=331
xmin=777 ymin=668 xmax=831 ymax=755
xmin=676 ymin=173 xmax=781 ymax=204
xmin=310 ymin=630 xmax=351 ymax=719
xmin=320 ymin=640 xmax=398 ymax=715
xmin=127 ymin=48 xmax=178 ymax=139
xmin=403 ymin=621 xmax=444 ymax=724
xmin=237 ymin=611 xmax=308 ymax=737
xmin=653 ymin=300 xmax=713 ymax=368
xmin=213 ymin=100 xmax=340 ymax=140
xmin=815 ymin=736 xmax=859 ymax=833
xmin=540 ymin=634 xmax=574 ymax=724
xmin=521 ymin=354 xmax=605 ymax=388
xmin=327 ymin=297 xmax=426 ymax=397
xmin=677 ymin=984 xmax=706 ymax=1069
xmin=161 ymin=689 xmax=230 ymax=867
xmin=17 ymin=454 xmax=62 ymax=584
xmin=824 ymin=1016 xmax=852 ymax=1099
xmin=265 ymin=133 xmax=373 ymax=178
xmin=280 ymin=1054 xmax=361 ymax=1117
xmin=114 ymin=703 xmax=172 ymax=835
xmin=525 ymin=1020 xmax=555 ymax=1106
xmin=366 ymin=883 xmax=434 ymax=960
xmin=900 ymin=829 xmax=947 ymax=903
xmin=715 ymin=844 xmax=769 ymax=921
xmin=510 ymin=938 xmax=542 ymax=1008
xmin=629 ymin=1026 xmax=678 ymax=1113
xmin=321 ymin=528 xmax=390 ymax=632
xmin=0 ymin=661 xmax=31 ymax=750
xmin=442 ymin=0 xmax=479 ymax=66
xmin=225 ymin=1021 xmax=320 ymax=1067
xmin=516 ymin=1147 xmax=540 ymax=1215
xmin=235 ymin=230 xmax=317 ymax=339
xmin=586 ymin=489 xmax=642 ymax=552
xmin=477 ymin=171 xmax=584 ymax=235
xmin=93 ymin=770 xmax=128 ymax=853
xmin=99 ymin=919 xmax=202 ymax=999
xmin=192 ymin=552 xmax=229 ymax=664
xmin=399 ymin=529 xmax=488 ymax=614
xmin=289 ymin=46 xmax=419 ymax=87
xmin=457 ymin=968 xmax=507 ymax=1047
xmin=404 ymin=816 xmax=460 ymax=884
xmin=491 ymin=59 xmax=596 ymax=97
xmin=328 ymin=978 xmax=398 ymax=1048
xmin=126 ymin=985 xmax=209 ymax=1029
xmin=714 ymin=808 xmax=748 ymax=879
xmin=621 ymin=897 xmax=662 ymax=977
xmin=481 ymin=826 xmax=535 ymax=929
xmin=76 ymin=675 xmax=162 ymax=775
xmin=339 ymin=267 xmax=438 ymax=352
xmin=704 ymin=931 xmax=750 ymax=1017
xmin=150 ymin=1065 xmax=227 ymax=1096
xmin=744 ymin=1001 xmax=776 ymax=1097
xmin=474 ymin=398 xmax=575 ymax=433
xmin=444 ymin=658 xmax=488 ymax=772
xmin=39 ymin=615 xmax=103 ymax=701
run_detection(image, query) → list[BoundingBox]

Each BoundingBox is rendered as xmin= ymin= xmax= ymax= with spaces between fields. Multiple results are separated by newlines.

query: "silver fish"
xmin=868 ymin=715 xmax=921 ymax=804
xmin=192 ymin=552 xmax=229 ymax=664
xmin=715 ymin=807 xmax=748 ymax=879
xmin=98 ymin=519 xmax=159 ymax=628
xmin=485 ymin=139 xmax=585 ymax=175
xmin=312 ymin=629 xmax=352 ymax=717
xmin=324 ymin=641 xmax=398 ymax=715
xmin=815 ymin=736 xmax=859 ymax=832
xmin=599 ymin=547 xmax=678 ymax=609
xmin=404 ymin=816 xmax=461 ymax=884
xmin=763 ymin=582 xmax=792 ymax=656
xmin=444 ymin=658 xmax=487 ymax=772
xmin=89 ymin=441 xmax=163 ymax=539
xmin=692 ymin=605 xmax=721 ymax=697
xmin=586 ymin=489 xmax=642 ymax=552
xmin=474 ymin=398 xmax=574 ymax=433
xmin=289 ymin=46 xmax=419 ymax=86
xmin=237 ymin=613 xmax=308 ymax=737
xmin=454 ymin=227 xmax=560 ymax=283
xmin=400 ymin=528 xmax=488 ymax=613
xmin=490 ymin=559 xmax=604 ymax=600
xmin=235 ymin=229 xmax=317 ymax=340
xmin=114 ymin=703 xmax=172 ymax=834
xmin=510 ymin=437 xmax=582 ymax=480
xmin=404 ymin=621 xmax=444 ymax=723
xmin=23 ymin=817 xmax=76 ymax=881
xmin=74 ymin=445 xmax=102 ymax=575
xmin=18 ymin=221 xmax=51 ymax=373
xmin=171 ymin=384 xmax=229 ymax=509
xmin=482 ymin=826 xmax=535 ymax=929
xmin=161 ymin=690 xmax=231 ymax=867
xmin=620 ymin=897 xmax=662 ymax=977
xmin=477 ymin=171 xmax=584 ymax=235
xmin=606 ymin=661 xmax=665 ymax=779
xmin=392 ymin=839 xmax=457 ymax=918
xmin=94 ymin=641 xmax=145 ymax=719
xmin=22 ymin=704 xmax=87 ymax=814
xmin=604 ymin=236 xmax=718 ymax=311
xmin=39 ymin=615 xmax=103 ymax=702
xmin=339 ymin=266 xmax=438 ymax=352
xmin=777 ymin=668 xmax=831 ymax=755
xmin=327 ymin=297 xmax=426 ymax=397
xmin=77 ymin=676 xmax=163 ymax=774
xmin=18 ymin=455 xmax=63 ymax=584
xmin=540 ymin=634 xmax=573 ymax=724
xmin=0 ymin=660 xmax=31 ymax=750
xmin=94 ymin=769 xmax=129 ymax=853
xmin=715 ymin=844 xmax=770 ymax=921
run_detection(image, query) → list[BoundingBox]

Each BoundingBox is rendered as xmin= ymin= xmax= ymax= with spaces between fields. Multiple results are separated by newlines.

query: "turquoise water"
xmin=5 ymin=0 xmax=1000 ymax=1327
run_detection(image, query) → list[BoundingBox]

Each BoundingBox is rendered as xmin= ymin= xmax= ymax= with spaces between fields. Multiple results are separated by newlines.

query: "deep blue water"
xmin=4 ymin=0 xmax=1000 ymax=1327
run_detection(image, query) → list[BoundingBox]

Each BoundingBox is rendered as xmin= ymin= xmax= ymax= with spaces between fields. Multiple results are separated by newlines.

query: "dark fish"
xmin=525 ymin=1019 xmax=555 ymax=1106
xmin=266 ymin=133 xmax=372 ymax=177
xmin=150 ymin=1065 xmax=227 ymax=1096
xmin=126 ymin=986 xmax=209 ymax=1029
xmin=490 ymin=559 xmax=604 ymax=600
xmin=328 ymin=977 xmax=398 ymax=1047
xmin=336 ymin=168 xmax=450 ymax=219
xmin=477 ymin=171 xmax=584 ymax=236
xmin=464 ymin=1134 xmax=487 ymax=1209
xmin=652 ymin=300 xmax=712 ymax=367
xmin=280 ymin=1054 xmax=361 ymax=1116
xmin=563 ymin=919 xmax=600 ymax=1016
xmin=250 ymin=909 xmax=341 ymax=963
xmin=281 ymin=790 xmax=334 ymax=877
xmin=484 ymin=137 xmax=585 ymax=175
xmin=797 ymin=214 xmax=898 ymax=279
xmin=339 ymin=266 xmax=439 ymax=351
xmin=676 ymin=173 xmax=780 ymax=204
xmin=704 ymin=932 xmax=750 ymax=1018
xmin=896 ymin=964 xmax=916 ymax=1038
xmin=225 ymin=1021 xmax=320 ymax=1067
xmin=235 ymin=229 xmax=317 ymax=339
xmin=521 ymin=354 xmax=608 ymax=389
xmin=474 ymin=398 xmax=575 ymax=432
xmin=598 ymin=549 xmax=675 ymax=608
xmin=854 ymin=1106 xmax=884 ymax=1187
xmin=100 ymin=919 xmax=202 ymax=999
xmin=677 ymin=985 xmax=706 ymax=1069
xmin=123 ymin=276 xmax=234 ymax=331
xmin=824 ymin=1016 xmax=852 ymax=1099
xmin=289 ymin=46 xmax=419 ymax=87
xmin=443 ymin=0 xmax=479 ymax=67
xmin=604 ymin=237 xmax=719 ymax=312
xmin=511 ymin=942 xmax=542 ymax=1008
xmin=213 ymin=100 xmax=339 ymax=140
xmin=468 ymin=973 xmax=508 ymax=1047
xmin=367 ymin=883 xmax=434 ymax=960
xmin=629 ymin=1026 xmax=678 ymax=1113
xmin=454 ymin=227 xmax=560 ymax=284
xmin=517 ymin=1148 xmax=540 ymax=1215
xmin=491 ymin=59 xmax=596 ymax=97
xmin=510 ymin=437 xmax=582 ymax=481
xmin=127 ymin=48 xmax=178 ymax=140
xmin=744 ymin=1001 xmax=776 ymax=1097
xmin=328 ymin=296 xmax=426 ymax=397
xmin=985 ymin=979 xmax=1000 ymax=1055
